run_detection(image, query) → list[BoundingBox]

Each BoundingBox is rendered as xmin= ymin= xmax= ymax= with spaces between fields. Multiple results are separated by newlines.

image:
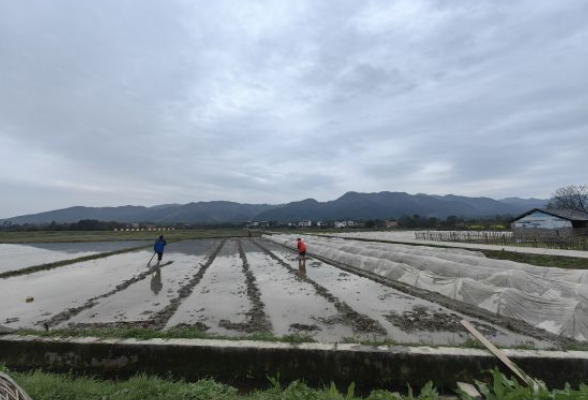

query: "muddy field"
xmin=0 ymin=238 xmax=559 ymax=347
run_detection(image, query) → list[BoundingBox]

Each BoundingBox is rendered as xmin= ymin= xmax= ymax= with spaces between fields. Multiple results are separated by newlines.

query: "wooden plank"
xmin=461 ymin=319 xmax=535 ymax=386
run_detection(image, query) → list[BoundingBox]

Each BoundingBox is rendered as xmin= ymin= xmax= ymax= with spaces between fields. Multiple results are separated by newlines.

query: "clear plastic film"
xmin=265 ymin=234 xmax=588 ymax=340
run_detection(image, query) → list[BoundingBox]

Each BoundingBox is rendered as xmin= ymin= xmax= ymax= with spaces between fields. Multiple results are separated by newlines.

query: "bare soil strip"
xmin=251 ymin=239 xmax=386 ymax=336
xmin=0 ymin=245 xmax=149 ymax=279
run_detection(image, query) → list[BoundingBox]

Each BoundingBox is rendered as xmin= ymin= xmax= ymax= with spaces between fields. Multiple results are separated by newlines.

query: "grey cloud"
xmin=0 ymin=0 xmax=587 ymax=217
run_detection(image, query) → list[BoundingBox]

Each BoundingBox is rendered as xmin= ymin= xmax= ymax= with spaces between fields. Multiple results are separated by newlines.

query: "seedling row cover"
xmin=266 ymin=234 xmax=588 ymax=340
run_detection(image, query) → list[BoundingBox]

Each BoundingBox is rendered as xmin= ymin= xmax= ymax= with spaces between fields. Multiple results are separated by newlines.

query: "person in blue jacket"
xmin=153 ymin=235 xmax=167 ymax=266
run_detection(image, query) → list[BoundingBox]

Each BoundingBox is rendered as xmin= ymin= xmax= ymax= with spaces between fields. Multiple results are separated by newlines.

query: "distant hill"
xmin=498 ymin=197 xmax=548 ymax=209
xmin=1 ymin=202 xmax=276 ymax=225
xmin=253 ymin=192 xmax=545 ymax=221
xmin=0 ymin=192 xmax=547 ymax=225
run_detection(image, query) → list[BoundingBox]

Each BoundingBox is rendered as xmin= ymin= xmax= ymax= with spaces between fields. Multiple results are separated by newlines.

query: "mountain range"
xmin=0 ymin=192 xmax=547 ymax=225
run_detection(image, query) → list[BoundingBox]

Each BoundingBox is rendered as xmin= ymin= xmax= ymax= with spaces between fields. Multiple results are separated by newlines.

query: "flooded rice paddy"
xmin=0 ymin=241 xmax=150 ymax=274
xmin=0 ymin=238 xmax=557 ymax=347
xmin=165 ymin=240 xmax=256 ymax=335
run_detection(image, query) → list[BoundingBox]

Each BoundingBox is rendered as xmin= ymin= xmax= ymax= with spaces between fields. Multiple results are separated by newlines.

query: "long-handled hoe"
xmin=147 ymin=252 xmax=156 ymax=267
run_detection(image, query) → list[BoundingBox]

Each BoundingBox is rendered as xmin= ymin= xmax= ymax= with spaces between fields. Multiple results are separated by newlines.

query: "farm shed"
xmin=511 ymin=208 xmax=588 ymax=234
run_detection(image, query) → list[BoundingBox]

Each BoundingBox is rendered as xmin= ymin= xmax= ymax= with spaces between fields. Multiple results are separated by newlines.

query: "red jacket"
xmin=297 ymin=240 xmax=306 ymax=253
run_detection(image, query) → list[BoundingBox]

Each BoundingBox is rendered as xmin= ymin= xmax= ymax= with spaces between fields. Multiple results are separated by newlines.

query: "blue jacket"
xmin=154 ymin=238 xmax=167 ymax=253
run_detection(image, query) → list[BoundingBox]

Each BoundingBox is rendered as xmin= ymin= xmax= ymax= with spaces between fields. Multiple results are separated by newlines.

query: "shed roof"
xmin=512 ymin=208 xmax=588 ymax=222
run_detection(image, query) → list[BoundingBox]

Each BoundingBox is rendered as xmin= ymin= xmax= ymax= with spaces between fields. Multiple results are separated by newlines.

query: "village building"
xmin=298 ymin=220 xmax=312 ymax=228
xmin=384 ymin=218 xmax=398 ymax=229
xmin=511 ymin=208 xmax=588 ymax=236
xmin=334 ymin=219 xmax=363 ymax=228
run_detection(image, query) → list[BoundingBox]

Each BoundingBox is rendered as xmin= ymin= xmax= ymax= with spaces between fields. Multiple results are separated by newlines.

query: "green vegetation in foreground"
xmin=0 ymin=229 xmax=255 ymax=244
xmin=3 ymin=365 xmax=588 ymax=400
xmin=482 ymin=249 xmax=588 ymax=269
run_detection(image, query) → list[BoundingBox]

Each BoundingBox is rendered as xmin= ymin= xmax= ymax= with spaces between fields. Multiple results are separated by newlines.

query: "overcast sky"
xmin=1 ymin=0 xmax=587 ymax=218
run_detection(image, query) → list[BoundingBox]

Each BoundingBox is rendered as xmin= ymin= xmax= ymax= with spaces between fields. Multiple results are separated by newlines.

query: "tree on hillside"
xmin=548 ymin=184 xmax=588 ymax=213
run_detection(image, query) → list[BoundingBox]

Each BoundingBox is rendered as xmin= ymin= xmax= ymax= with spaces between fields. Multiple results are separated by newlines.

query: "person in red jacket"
xmin=297 ymin=238 xmax=307 ymax=277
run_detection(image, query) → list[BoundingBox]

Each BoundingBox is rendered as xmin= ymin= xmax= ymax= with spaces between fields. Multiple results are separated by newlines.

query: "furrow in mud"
xmin=251 ymin=239 xmax=386 ymax=336
xmin=43 ymin=260 xmax=176 ymax=329
xmin=223 ymin=239 xmax=273 ymax=333
xmin=149 ymin=239 xmax=227 ymax=330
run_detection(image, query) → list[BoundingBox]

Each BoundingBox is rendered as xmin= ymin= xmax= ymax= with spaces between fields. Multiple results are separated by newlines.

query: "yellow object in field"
xmin=25 ymin=296 xmax=34 ymax=303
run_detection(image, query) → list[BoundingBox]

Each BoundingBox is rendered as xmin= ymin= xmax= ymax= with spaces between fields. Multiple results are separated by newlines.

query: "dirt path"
xmin=321 ymin=232 xmax=588 ymax=259
xmin=251 ymin=239 xmax=386 ymax=337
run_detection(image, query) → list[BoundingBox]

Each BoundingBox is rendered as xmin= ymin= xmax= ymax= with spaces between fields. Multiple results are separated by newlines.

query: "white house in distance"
xmin=334 ymin=220 xmax=362 ymax=228
xmin=511 ymin=208 xmax=588 ymax=233
xmin=298 ymin=220 xmax=312 ymax=228
xmin=385 ymin=218 xmax=398 ymax=228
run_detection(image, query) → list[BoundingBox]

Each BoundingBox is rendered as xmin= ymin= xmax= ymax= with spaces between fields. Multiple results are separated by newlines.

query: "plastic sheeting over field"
xmin=265 ymin=234 xmax=588 ymax=340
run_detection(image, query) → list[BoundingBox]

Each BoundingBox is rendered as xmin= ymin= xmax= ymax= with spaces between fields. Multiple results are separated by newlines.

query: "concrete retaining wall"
xmin=2 ymin=335 xmax=588 ymax=391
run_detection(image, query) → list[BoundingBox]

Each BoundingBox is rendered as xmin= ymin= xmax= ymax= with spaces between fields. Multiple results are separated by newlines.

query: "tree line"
xmin=0 ymin=219 xmax=247 ymax=232
xmin=363 ymin=215 xmax=510 ymax=230
xmin=1 ymin=219 xmax=128 ymax=232
xmin=2 ymin=184 xmax=585 ymax=232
